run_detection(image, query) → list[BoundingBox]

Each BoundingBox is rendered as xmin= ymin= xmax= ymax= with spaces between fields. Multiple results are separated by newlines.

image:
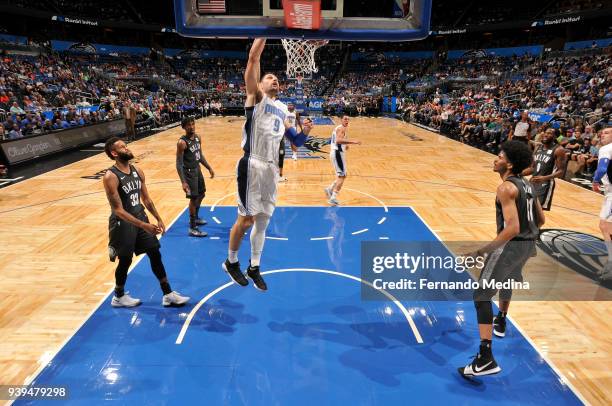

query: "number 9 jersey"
xmin=237 ymin=95 xmax=290 ymax=217
xmin=241 ymin=95 xmax=289 ymax=165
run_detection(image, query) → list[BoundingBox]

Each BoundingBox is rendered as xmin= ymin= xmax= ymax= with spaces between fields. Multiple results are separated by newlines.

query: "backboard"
xmin=174 ymin=0 xmax=432 ymax=42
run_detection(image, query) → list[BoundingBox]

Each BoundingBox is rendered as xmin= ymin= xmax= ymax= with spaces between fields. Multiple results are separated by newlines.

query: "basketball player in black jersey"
xmin=523 ymin=128 xmax=566 ymax=211
xmin=459 ymin=141 xmax=544 ymax=377
xmin=176 ymin=117 xmax=215 ymax=237
xmin=104 ymin=137 xmax=190 ymax=308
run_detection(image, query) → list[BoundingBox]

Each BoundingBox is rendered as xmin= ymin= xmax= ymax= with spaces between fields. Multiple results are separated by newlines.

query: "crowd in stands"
xmin=0 ymin=51 xmax=228 ymax=141
xmin=400 ymin=50 xmax=611 ymax=179
xmin=2 ymin=34 xmax=610 ymax=185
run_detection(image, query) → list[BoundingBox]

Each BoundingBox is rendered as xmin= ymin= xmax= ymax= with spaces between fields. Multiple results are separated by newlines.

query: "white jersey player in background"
xmin=592 ymin=127 xmax=612 ymax=284
xmin=222 ymin=38 xmax=291 ymax=291
xmin=325 ymin=115 xmax=361 ymax=206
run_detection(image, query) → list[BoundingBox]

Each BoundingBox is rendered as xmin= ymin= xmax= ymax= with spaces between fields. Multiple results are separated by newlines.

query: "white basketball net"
xmin=281 ymin=39 xmax=328 ymax=79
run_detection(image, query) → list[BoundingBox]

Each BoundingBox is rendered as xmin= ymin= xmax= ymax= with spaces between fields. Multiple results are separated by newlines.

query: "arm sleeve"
xmin=593 ymin=158 xmax=609 ymax=184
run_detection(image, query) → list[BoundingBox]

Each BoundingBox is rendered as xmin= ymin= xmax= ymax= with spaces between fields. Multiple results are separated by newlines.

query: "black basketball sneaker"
xmin=458 ymin=343 xmax=501 ymax=377
xmin=222 ymin=259 xmax=248 ymax=286
xmin=246 ymin=262 xmax=268 ymax=291
xmin=493 ymin=313 xmax=507 ymax=338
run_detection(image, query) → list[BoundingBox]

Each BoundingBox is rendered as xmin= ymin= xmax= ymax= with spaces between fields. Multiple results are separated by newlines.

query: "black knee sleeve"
xmin=475 ymin=300 xmax=494 ymax=325
xmin=115 ymin=256 xmax=132 ymax=286
xmin=146 ymin=248 xmax=167 ymax=280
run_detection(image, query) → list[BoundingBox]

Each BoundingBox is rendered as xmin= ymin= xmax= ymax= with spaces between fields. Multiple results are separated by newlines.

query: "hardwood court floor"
xmin=0 ymin=117 xmax=610 ymax=405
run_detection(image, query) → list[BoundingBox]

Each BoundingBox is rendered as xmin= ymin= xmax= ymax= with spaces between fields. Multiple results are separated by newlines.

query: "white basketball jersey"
xmin=242 ymin=95 xmax=289 ymax=163
xmin=599 ymin=143 xmax=612 ymax=189
xmin=330 ymin=125 xmax=347 ymax=152
xmin=286 ymin=111 xmax=297 ymax=129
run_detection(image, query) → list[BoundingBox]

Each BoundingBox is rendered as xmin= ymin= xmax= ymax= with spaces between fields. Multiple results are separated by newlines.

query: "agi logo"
xmin=537 ymin=229 xmax=607 ymax=281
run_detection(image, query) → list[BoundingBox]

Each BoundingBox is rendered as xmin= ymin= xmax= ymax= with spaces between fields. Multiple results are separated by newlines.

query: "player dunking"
xmin=325 ymin=115 xmax=361 ymax=206
xmin=103 ymin=137 xmax=189 ymax=307
xmin=176 ymin=116 xmax=215 ymax=237
xmin=591 ymin=127 xmax=612 ymax=283
xmin=459 ymin=141 xmax=544 ymax=377
xmin=222 ymin=38 xmax=292 ymax=291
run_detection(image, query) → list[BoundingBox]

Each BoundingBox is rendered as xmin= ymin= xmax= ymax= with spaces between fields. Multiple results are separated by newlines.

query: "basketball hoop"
xmin=281 ymin=39 xmax=328 ymax=79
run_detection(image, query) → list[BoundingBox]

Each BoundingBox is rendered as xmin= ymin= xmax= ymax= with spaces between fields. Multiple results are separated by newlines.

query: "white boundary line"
xmin=344 ymin=187 xmax=389 ymax=213
xmin=504 ymin=314 xmax=589 ymax=405
xmin=16 ymin=205 xmax=189 ymax=395
xmin=310 ymin=236 xmax=334 ymax=241
xmin=175 ymin=268 xmax=423 ymax=345
xmin=409 ymin=206 xmax=588 ymax=404
xmin=210 ymin=192 xmax=236 ymax=212
xmin=209 ymin=187 xmax=390 ymax=240
xmin=18 ymin=202 xmax=585 ymax=402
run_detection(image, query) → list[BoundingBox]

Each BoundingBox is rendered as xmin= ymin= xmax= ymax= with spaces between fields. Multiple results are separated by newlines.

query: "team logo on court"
xmin=304 ymin=136 xmax=330 ymax=153
xmin=537 ymin=229 xmax=606 ymax=280
xmin=401 ymin=131 xmax=423 ymax=141
xmin=284 ymin=136 xmax=329 ymax=159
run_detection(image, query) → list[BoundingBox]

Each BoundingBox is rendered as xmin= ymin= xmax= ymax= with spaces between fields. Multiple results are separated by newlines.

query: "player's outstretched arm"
xmin=245 ymin=39 xmax=266 ymax=107
xmin=336 ymin=127 xmax=362 ymax=145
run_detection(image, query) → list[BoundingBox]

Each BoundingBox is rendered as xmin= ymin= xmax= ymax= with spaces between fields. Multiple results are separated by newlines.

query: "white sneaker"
xmin=328 ymin=197 xmax=340 ymax=206
xmin=111 ymin=293 xmax=141 ymax=308
xmin=324 ymin=187 xmax=332 ymax=198
xmin=162 ymin=291 xmax=190 ymax=307
xmin=278 ymin=176 xmax=288 ymax=183
xmin=292 ymin=153 xmax=298 ymax=160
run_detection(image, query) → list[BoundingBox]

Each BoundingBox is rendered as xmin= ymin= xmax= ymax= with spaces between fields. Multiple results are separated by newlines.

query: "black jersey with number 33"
xmin=495 ymin=176 xmax=539 ymax=240
xmin=109 ymin=165 xmax=143 ymax=215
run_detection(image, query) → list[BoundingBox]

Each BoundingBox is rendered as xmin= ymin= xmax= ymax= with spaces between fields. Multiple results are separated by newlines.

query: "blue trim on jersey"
xmin=593 ymin=158 xmax=609 ymax=183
